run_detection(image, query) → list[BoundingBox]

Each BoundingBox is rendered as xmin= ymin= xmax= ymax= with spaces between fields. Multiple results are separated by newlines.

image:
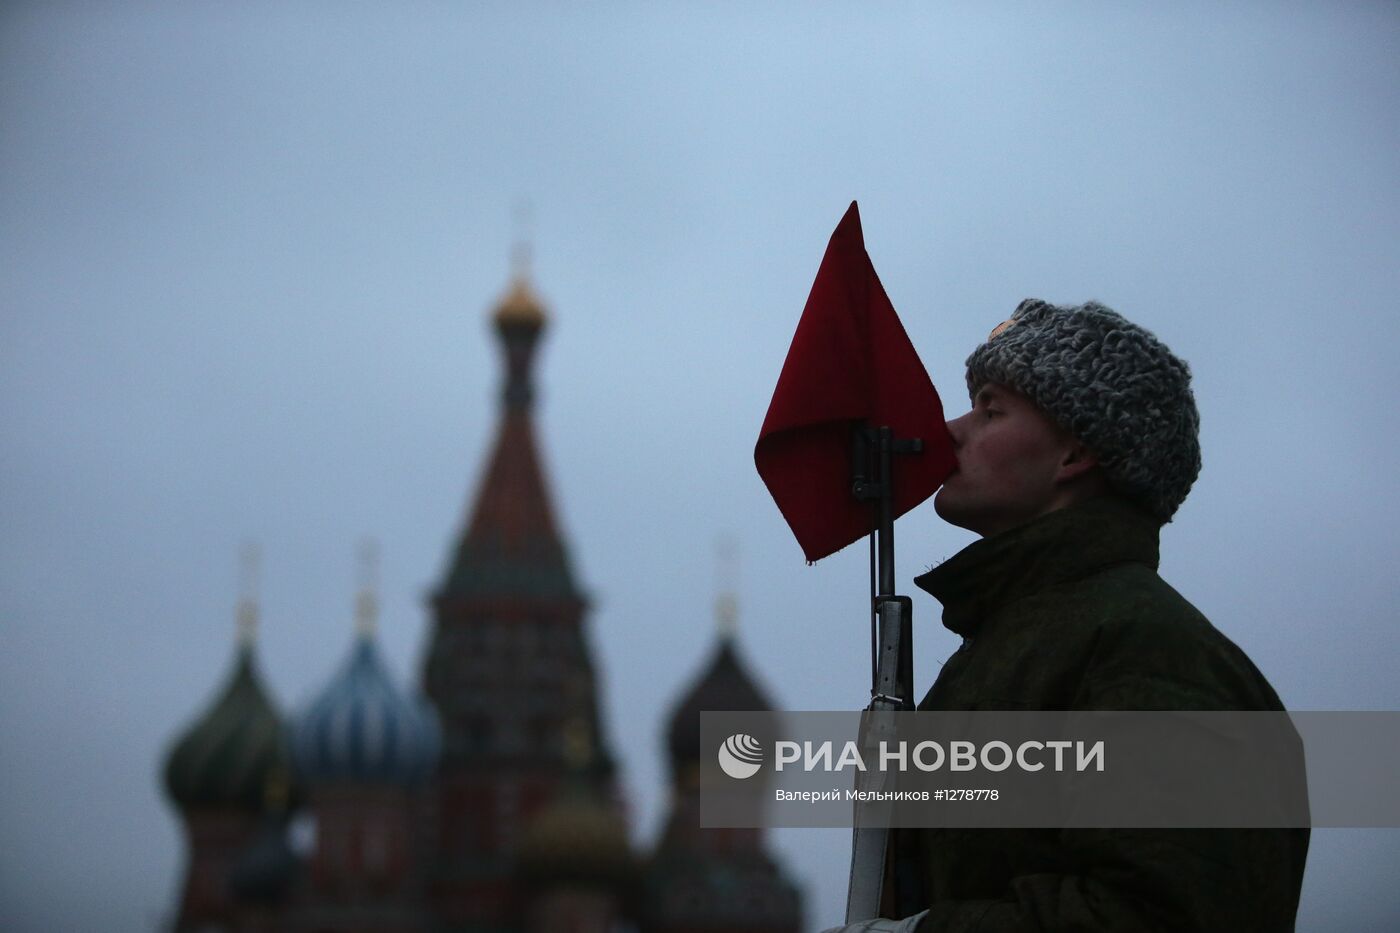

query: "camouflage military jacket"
xmin=905 ymin=496 xmax=1308 ymax=933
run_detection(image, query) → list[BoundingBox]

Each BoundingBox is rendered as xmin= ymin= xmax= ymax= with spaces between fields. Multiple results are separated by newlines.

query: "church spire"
xmin=424 ymin=236 xmax=616 ymax=930
xmin=493 ymin=203 xmax=547 ymax=408
xmin=236 ymin=542 xmax=260 ymax=647
xmin=715 ymin=534 xmax=739 ymax=640
xmin=354 ymin=538 xmax=378 ymax=638
xmin=437 ymin=244 xmax=579 ymax=604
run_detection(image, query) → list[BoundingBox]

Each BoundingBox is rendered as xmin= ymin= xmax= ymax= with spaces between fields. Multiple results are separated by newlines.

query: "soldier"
xmin=825 ymin=298 xmax=1309 ymax=933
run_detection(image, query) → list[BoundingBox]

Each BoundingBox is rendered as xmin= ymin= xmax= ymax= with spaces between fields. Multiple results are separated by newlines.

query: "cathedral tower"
xmin=644 ymin=590 xmax=803 ymax=933
xmin=162 ymin=550 xmax=297 ymax=932
xmin=422 ymin=257 xmax=624 ymax=930
xmin=292 ymin=544 xmax=440 ymax=932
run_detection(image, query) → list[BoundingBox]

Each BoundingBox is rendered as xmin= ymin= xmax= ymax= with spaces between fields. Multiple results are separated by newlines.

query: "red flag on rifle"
xmin=755 ymin=202 xmax=956 ymax=562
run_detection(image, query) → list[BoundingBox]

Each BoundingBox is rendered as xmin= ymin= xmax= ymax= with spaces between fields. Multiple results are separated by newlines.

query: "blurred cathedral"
xmin=159 ymin=259 xmax=805 ymax=933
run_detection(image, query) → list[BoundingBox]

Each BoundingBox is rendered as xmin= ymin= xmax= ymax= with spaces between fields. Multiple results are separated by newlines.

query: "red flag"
xmin=755 ymin=202 xmax=956 ymax=562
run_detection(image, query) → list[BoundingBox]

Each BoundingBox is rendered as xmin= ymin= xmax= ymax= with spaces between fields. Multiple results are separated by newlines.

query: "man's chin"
xmin=934 ymin=486 xmax=998 ymax=537
xmin=933 ymin=487 xmax=972 ymax=529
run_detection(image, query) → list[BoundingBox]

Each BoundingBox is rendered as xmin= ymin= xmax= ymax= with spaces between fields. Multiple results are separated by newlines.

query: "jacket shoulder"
xmin=1067 ymin=563 xmax=1285 ymax=711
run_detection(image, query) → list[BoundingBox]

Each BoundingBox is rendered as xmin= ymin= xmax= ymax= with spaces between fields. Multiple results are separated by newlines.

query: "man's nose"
xmin=946 ymin=410 xmax=971 ymax=447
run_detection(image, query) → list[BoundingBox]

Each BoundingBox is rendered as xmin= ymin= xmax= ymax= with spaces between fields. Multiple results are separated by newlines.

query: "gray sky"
xmin=2 ymin=3 xmax=1398 ymax=930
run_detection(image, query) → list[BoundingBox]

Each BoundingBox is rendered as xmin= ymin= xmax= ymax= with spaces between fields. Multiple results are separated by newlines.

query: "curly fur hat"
xmin=965 ymin=298 xmax=1201 ymax=523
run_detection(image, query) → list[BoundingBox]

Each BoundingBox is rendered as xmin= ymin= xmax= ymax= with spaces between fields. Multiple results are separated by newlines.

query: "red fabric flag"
xmin=755 ymin=202 xmax=956 ymax=562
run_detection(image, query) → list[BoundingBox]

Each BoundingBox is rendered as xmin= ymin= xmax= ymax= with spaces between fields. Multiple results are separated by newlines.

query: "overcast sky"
xmin=2 ymin=3 xmax=1398 ymax=931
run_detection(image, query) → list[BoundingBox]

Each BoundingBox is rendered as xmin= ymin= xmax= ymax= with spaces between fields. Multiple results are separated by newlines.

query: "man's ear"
xmin=1057 ymin=441 xmax=1100 ymax=483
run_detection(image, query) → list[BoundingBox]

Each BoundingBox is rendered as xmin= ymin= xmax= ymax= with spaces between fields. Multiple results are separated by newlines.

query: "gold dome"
xmin=493 ymin=275 xmax=548 ymax=330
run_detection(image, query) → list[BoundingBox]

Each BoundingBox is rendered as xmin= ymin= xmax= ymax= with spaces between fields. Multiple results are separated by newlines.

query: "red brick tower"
xmin=516 ymin=717 xmax=637 ymax=933
xmin=422 ymin=257 xmax=624 ymax=931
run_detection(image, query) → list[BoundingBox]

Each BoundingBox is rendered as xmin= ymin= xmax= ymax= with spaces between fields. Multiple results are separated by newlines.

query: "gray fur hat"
xmin=965 ymin=298 xmax=1201 ymax=523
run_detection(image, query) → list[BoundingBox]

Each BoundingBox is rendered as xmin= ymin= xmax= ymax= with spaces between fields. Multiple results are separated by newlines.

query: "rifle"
xmin=751 ymin=201 xmax=956 ymax=920
xmin=845 ymin=424 xmax=925 ymax=922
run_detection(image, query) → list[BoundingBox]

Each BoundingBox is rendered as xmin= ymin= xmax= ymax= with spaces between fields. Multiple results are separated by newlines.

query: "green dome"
xmin=163 ymin=644 xmax=292 ymax=811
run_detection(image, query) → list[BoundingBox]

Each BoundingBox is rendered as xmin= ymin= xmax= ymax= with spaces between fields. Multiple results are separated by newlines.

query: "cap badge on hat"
xmin=988 ymin=317 xmax=1018 ymax=340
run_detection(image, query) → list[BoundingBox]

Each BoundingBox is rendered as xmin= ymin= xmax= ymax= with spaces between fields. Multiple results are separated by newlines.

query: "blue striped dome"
xmin=292 ymin=635 xmax=440 ymax=786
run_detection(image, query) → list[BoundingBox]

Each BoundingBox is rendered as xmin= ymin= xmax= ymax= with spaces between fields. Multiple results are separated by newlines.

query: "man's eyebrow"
xmin=974 ymin=386 xmax=1001 ymax=405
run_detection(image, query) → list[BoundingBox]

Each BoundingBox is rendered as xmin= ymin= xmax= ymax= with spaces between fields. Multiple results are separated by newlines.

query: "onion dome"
xmin=517 ymin=720 xmax=635 ymax=890
xmin=517 ymin=788 xmax=635 ymax=890
xmin=493 ymin=274 xmax=547 ymax=332
xmin=665 ymin=594 xmax=775 ymax=776
xmin=291 ymin=636 xmax=440 ymax=785
xmin=164 ymin=570 xmax=294 ymax=812
xmin=292 ymin=561 xmax=440 ymax=786
xmin=492 ymin=239 xmax=547 ymax=332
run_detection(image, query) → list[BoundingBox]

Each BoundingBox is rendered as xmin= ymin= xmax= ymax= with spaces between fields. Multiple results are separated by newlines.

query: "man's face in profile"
xmin=933 ymin=383 xmax=1080 ymax=538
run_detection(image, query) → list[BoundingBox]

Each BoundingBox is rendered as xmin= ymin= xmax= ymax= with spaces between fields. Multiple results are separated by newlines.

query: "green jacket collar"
xmin=914 ymin=497 xmax=1162 ymax=638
